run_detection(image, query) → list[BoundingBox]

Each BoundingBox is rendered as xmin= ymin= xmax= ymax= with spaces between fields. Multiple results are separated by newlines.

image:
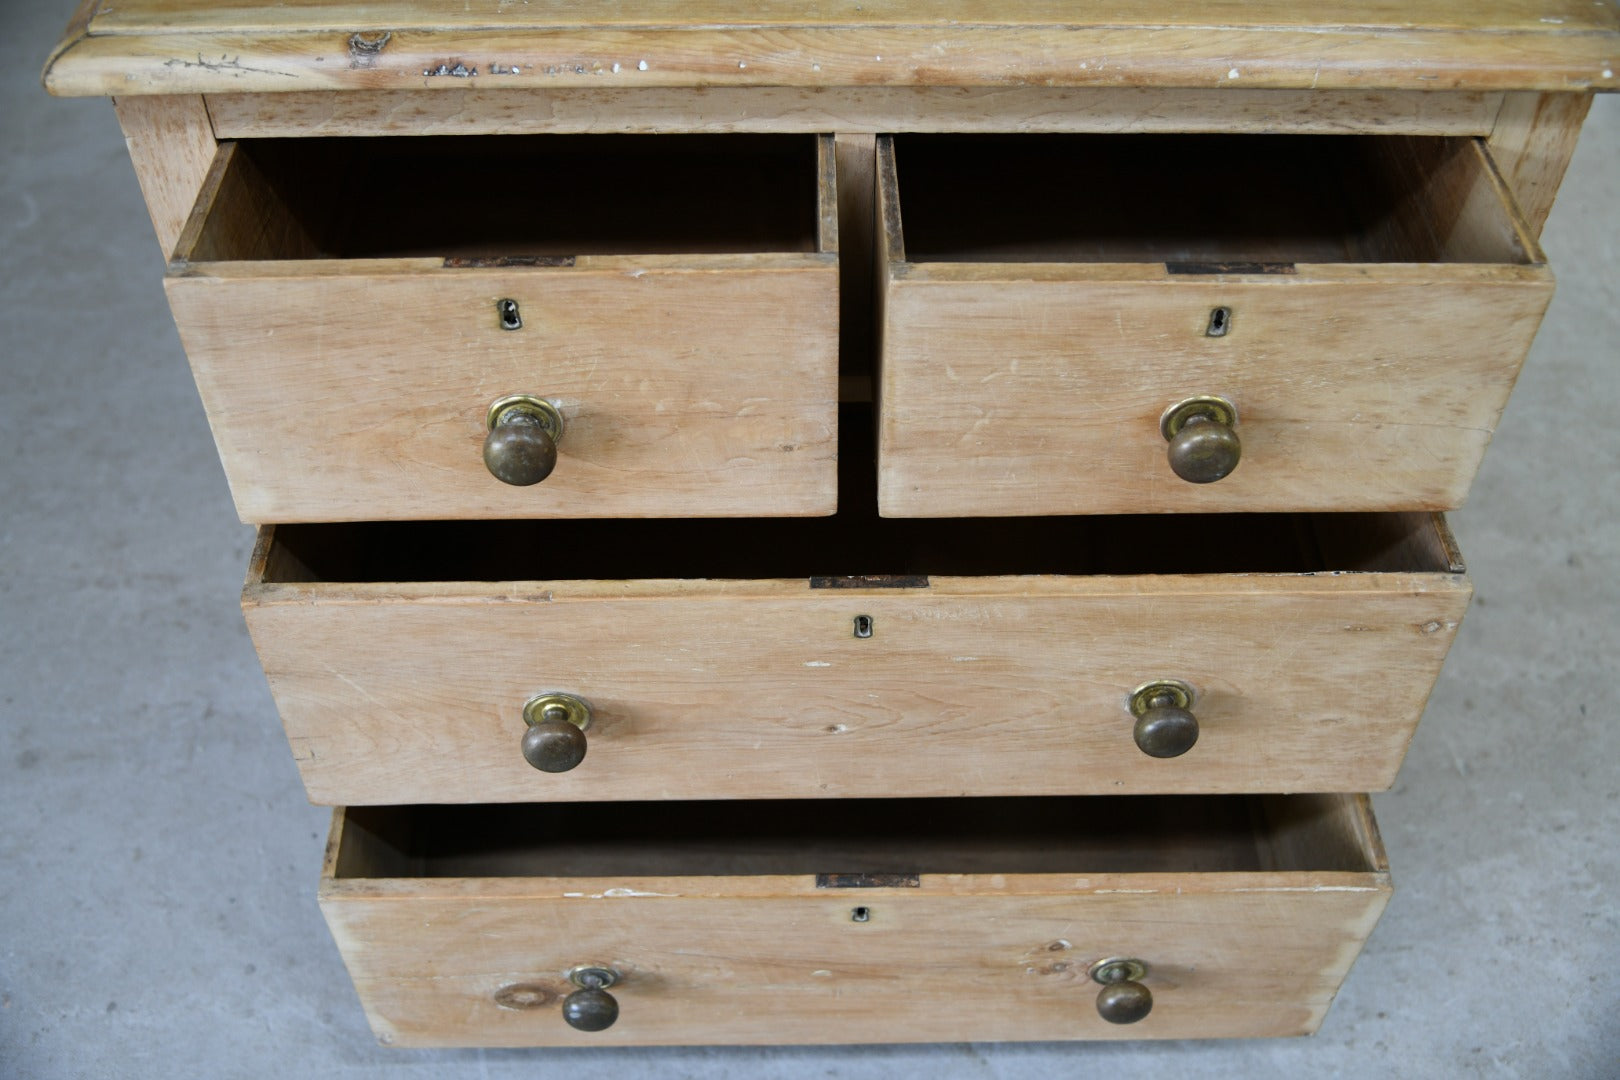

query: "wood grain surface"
xmin=876 ymin=136 xmax=1554 ymax=517
xmin=243 ymin=516 xmax=1470 ymax=804
xmin=112 ymin=94 xmax=217 ymax=258
xmin=203 ymin=87 xmax=1507 ymax=138
xmin=1488 ymin=91 xmax=1595 ymax=236
xmin=165 ymin=136 xmax=840 ymax=523
xmin=318 ymin=794 xmax=1390 ymax=1046
xmin=44 ymin=0 xmax=1620 ymax=96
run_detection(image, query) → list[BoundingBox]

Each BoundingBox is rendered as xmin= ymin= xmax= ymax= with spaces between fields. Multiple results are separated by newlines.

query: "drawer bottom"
xmin=320 ymin=794 xmax=1390 ymax=1046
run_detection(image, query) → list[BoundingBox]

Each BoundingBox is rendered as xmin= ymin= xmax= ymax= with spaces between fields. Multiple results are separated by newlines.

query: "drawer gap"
xmin=260 ymin=510 xmax=1451 ymax=585
xmin=890 ymin=134 xmax=1536 ymax=266
xmin=334 ymin=794 xmax=1383 ymax=880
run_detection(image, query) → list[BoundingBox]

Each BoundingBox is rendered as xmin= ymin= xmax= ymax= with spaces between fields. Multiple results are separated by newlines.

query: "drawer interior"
xmin=264 ymin=508 xmax=1459 ymax=583
xmin=333 ymin=794 xmax=1384 ymax=879
xmin=183 ymin=134 xmax=824 ymax=260
xmin=890 ymin=134 xmax=1535 ymax=265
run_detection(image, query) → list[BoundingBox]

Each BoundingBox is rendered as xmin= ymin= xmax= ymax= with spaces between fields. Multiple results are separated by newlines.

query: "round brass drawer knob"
xmin=1129 ymin=680 xmax=1198 ymax=759
xmin=1161 ymin=395 xmax=1240 ymax=484
xmin=521 ymin=692 xmax=593 ymax=773
xmin=563 ymin=967 xmax=620 ymax=1032
xmin=485 ymin=395 xmax=565 ymax=486
xmin=1091 ymin=958 xmax=1152 ymax=1025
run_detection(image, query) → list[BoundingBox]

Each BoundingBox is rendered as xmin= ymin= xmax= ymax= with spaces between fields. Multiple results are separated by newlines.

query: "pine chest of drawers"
xmin=45 ymin=0 xmax=1618 ymax=1049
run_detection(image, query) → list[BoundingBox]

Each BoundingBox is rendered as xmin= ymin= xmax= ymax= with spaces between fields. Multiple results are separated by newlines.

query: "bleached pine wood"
xmin=165 ymin=137 xmax=840 ymax=523
xmin=876 ymin=136 xmax=1554 ymax=517
xmin=318 ymin=794 xmax=1390 ymax=1046
xmin=1487 ymin=92 xmax=1595 ymax=237
xmin=43 ymin=0 xmax=1620 ymax=97
xmin=243 ymin=514 xmax=1469 ymax=805
xmin=111 ymin=95 xmax=216 ymax=259
xmin=202 ymin=87 xmax=1506 ymax=138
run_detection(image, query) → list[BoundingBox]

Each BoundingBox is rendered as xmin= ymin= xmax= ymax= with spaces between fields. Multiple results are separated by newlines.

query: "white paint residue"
xmin=600 ymin=887 xmax=676 ymax=898
xmin=1226 ymin=885 xmax=1379 ymax=894
xmin=563 ymin=892 xmax=585 ymax=898
xmin=1228 ymin=68 xmax=1241 ymax=80
xmin=812 ymin=63 xmax=821 ymax=72
xmin=952 ymin=656 xmax=980 ymax=662
xmin=812 ymin=970 xmax=833 ymax=977
xmin=805 ymin=661 xmax=832 ymax=668
xmin=738 ymin=61 xmax=747 ymax=69
xmin=1606 ymin=69 xmax=1616 ymax=79
xmin=612 ymin=62 xmax=621 ymax=73
xmin=637 ymin=60 xmax=648 ymax=71
xmin=1541 ymin=16 xmax=1566 ymax=23
xmin=1093 ymin=888 xmax=1158 ymax=894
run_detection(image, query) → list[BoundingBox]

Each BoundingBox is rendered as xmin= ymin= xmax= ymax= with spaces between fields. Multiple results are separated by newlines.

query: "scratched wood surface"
xmin=43 ymin=0 xmax=1620 ymax=96
xmin=165 ymin=136 xmax=839 ymax=523
xmin=876 ymin=134 xmax=1554 ymax=517
xmin=1487 ymin=91 xmax=1595 ymax=236
xmin=242 ymin=511 xmax=1470 ymax=805
xmin=202 ymin=87 xmax=1508 ymax=138
xmin=318 ymin=793 xmax=1390 ymax=1046
xmin=112 ymin=95 xmax=217 ymax=258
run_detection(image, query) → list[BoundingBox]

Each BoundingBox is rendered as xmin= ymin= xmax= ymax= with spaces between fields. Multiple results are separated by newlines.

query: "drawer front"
xmin=165 ymin=136 xmax=839 ymax=523
xmin=876 ymin=134 xmax=1553 ymax=517
xmin=319 ymin=795 xmax=1391 ymax=1047
xmin=244 ymin=513 xmax=1470 ymax=805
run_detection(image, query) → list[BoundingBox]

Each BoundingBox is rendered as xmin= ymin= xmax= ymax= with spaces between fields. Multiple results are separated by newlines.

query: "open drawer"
xmin=165 ymin=134 xmax=839 ymax=522
xmin=876 ymin=133 xmax=1553 ymax=517
xmin=244 ymin=449 xmax=1471 ymax=804
xmin=321 ymin=793 xmax=1391 ymax=1046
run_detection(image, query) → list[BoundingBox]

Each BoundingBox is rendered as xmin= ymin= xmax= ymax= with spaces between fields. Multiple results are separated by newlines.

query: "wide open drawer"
xmin=245 ymin=499 xmax=1470 ymax=804
xmin=166 ymin=134 xmax=839 ymax=523
xmin=876 ymin=133 xmax=1552 ymax=517
xmin=320 ymin=793 xmax=1391 ymax=1046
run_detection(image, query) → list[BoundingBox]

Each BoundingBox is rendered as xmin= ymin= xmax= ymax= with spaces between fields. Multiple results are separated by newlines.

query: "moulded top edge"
xmin=44 ymin=0 xmax=1620 ymax=97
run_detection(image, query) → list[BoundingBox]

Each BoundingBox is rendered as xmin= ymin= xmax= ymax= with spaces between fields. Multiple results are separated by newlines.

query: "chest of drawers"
xmin=45 ymin=0 xmax=1618 ymax=1049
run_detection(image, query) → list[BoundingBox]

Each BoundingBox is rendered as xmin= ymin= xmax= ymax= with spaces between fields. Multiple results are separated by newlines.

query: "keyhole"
xmin=1205 ymin=307 xmax=1230 ymax=337
xmin=851 ymin=906 xmax=871 ymax=923
xmin=498 ymin=298 xmax=523 ymax=331
xmin=853 ymin=615 xmax=873 ymax=639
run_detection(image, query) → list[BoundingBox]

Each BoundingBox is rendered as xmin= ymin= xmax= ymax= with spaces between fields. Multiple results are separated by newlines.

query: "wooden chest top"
xmin=45 ymin=0 xmax=1620 ymax=96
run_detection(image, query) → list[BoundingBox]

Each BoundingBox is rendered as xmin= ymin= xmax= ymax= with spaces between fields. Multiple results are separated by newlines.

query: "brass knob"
xmin=521 ymin=692 xmax=593 ymax=773
xmin=1090 ymin=958 xmax=1152 ymax=1025
xmin=1129 ymin=680 xmax=1198 ymax=759
xmin=485 ymin=394 xmax=565 ymax=486
xmin=1161 ymin=395 xmax=1240 ymax=484
xmin=563 ymin=966 xmax=620 ymax=1032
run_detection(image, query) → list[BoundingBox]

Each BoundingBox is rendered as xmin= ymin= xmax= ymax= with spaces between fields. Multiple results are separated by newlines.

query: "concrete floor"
xmin=4 ymin=3 xmax=1618 ymax=1077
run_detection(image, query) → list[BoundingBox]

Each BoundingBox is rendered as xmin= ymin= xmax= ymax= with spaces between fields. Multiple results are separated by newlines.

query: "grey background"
xmin=3 ymin=2 xmax=1617 ymax=1076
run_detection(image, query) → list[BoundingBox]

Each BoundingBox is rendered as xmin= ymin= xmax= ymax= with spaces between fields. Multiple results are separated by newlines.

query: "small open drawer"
xmin=320 ymin=793 xmax=1391 ymax=1046
xmin=876 ymin=133 xmax=1553 ymax=517
xmin=244 ymin=456 xmax=1471 ymax=804
xmin=165 ymin=134 xmax=839 ymax=522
